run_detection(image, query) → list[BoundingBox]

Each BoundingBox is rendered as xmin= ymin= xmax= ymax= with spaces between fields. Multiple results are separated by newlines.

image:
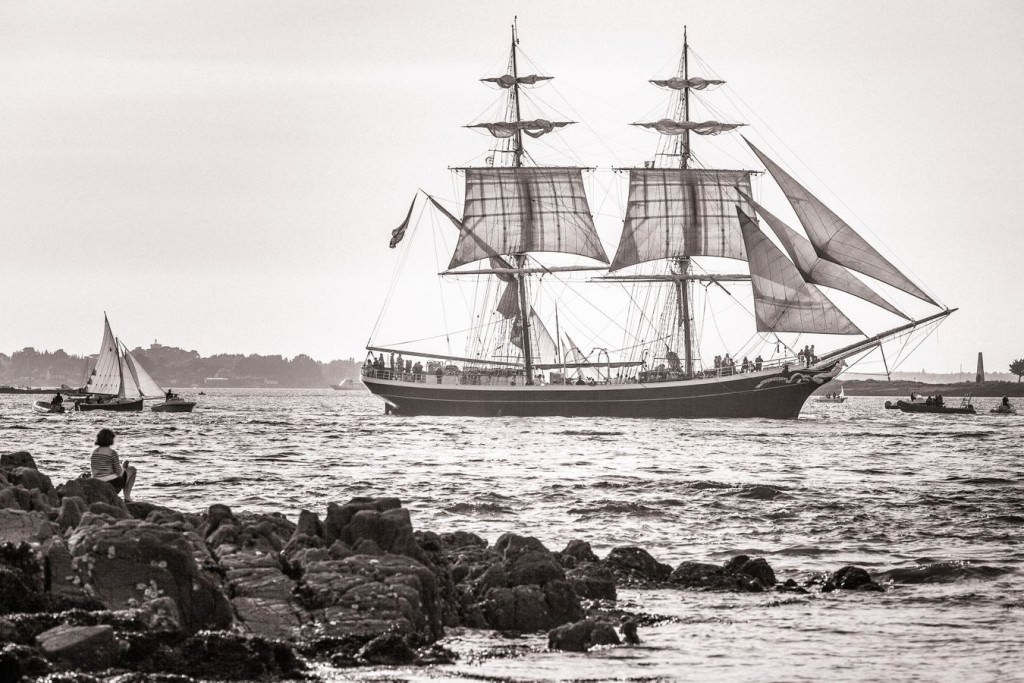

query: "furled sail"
xmin=467 ymin=120 xmax=573 ymax=139
xmin=745 ymin=139 xmax=938 ymax=306
xmin=481 ymin=74 xmax=552 ymax=88
xmin=744 ymin=194 xmax=909 ymax=320
xmin=738 ymin=208 xmax=862 ymax=335
xmin=122 ymin=346 xmax=166 ymax=399
xmin=85 ymin=316 xmax=122 ymax=396
xmin=450 ymin=168 xmax=608 ymax=269
xmin=610 ymin=168 xmax=753 ymax=271
xmin=649 ymin=76 xmax=724 ymax=90
xmin=632 ymin=119 xmax=744 ymax=136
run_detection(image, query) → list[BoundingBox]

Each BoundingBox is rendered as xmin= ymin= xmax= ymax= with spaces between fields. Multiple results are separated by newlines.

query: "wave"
xmin=557 ymin=430 xmax=624 ymax=437
xmin=445 ymin=502 xmax=514 ymax=514
xmin=568 ymin=501 xmax=662 ymax=517
xmin=878 ymin=561 xmax=1014 ymax=584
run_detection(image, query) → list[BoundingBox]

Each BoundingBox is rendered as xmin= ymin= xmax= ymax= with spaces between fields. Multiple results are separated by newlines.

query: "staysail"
xmin=610 ymin=168 xmax=753 ymax=270
xmin=745 ymin=139 xmax=937 ymax=306
xmin=122 ymin=346 xmax=166 ymax=399
xmin=738 ymin=208 xmax=862 ymax=335
xmin=743 ymin=194 xmax=909 ymax=320
xmin=450 ymin=167 xmax=608 ymax=269
xmin=85 ymin=316 xmax=122 ymax=396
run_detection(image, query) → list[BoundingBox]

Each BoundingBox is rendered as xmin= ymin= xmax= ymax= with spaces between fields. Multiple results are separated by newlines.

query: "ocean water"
xmin=2 ymin=389 xmax=1022 ymax=682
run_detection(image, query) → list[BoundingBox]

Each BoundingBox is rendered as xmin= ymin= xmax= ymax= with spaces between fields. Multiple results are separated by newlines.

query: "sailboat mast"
xmin=115 ymin=337 xmax=126 ymax=399
xmin=677 ymin=27 xmax=695 ymax=377
xmin=509 ymin=20 xmax=536 ymax=385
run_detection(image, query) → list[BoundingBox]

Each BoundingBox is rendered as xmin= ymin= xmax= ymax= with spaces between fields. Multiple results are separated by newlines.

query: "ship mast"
xmin=509 ymin=20 xmax=535 ymax=385
xmin=675 ymin=27 xmax=695 ymax=377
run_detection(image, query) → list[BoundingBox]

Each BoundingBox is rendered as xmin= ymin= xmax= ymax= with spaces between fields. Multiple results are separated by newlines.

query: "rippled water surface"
xmin=3 ymin=389 xmax=1022 ymax=681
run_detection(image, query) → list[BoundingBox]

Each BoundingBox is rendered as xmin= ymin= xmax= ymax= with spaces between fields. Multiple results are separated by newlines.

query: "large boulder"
xmin=670 ymin=555 xmax=777 ymax=592
xmin=299 ymin=553 xmax=442 ymax=643
xmin=57 ymin=478 xmax=125 ymax=509
xmin=822 ymin=565 xmax=883 ymax=592
xmin=67 ymin=519 xmax=232 ymax=632
xmin=324 ymin=497 xmax=402 ymax=544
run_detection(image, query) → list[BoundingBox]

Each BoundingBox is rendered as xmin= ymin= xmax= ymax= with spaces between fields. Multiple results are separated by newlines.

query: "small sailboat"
xmin=76 ymin=315 xmax=195 ymax=412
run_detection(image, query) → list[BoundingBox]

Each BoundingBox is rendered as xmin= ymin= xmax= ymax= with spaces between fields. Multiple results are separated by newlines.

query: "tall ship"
xmin=362 ymin=26 xmax=952 ymax=418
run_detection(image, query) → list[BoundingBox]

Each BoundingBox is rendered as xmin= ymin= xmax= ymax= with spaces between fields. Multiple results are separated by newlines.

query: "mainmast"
xmin=509 ymin=20 xmax=536 ymax=385
xmin=676 ymin=28 xmax=696 ymax=377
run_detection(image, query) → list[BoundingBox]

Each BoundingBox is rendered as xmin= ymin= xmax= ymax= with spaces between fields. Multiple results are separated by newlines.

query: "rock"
xmin=1 ymin=452 xmax=37 ymax=469
xmin=604 ymin=546 xmax=671 ymax=584
xmin=57 ymin=478 xmax=124 ymax=508
xmin=621 ymin=619 xmax=640 ymax=645
xmin=199 ymin=503 xmax=237 ymax=539
xmin=135 ymin=596 xmax=183 ymax=633
xmin=39 ymin=538 xmax=90 ymax=603
xmin=735 ymin=485 xmax=784 ymax=500
xmin=559 ymin=539 xmax=599 ymax=565
xmin=0 ymin=509 xmax=56 ymax=544
xmin=548 ymin=618 xmax=620 ymax=652
xmin=324 ymin=497 xmax=402 ymax=544
xmin=669 ymin=556 xmax=776 ymax=592
xmin=67 ymin=519 xmax=232 ymax=633
xmin=340 ymin=507 xmax=424 ymax=562
xmin=506 ymin=550 xmax=564 ymax=587
xmin=357 ymin=627 xmax=416 ymax=665
xmin=9 ymin=468 xmax=55 ymax=497
xmin=494 ymin=533 xmax=550 ymax=561
xmin=56 ymin=497 xmax=86 ymax=531
xmin=439 ymin=530 xmax=487 ymax=550
xmin=295 ymin=509 xmax=322 ymax=538
xmin=0 ymin=642 xmax=51 ymax=681
xmin=724 ymin=555 xmax=777 ymax=587
xmin=822 ymin=565 xmax=882 ymax=592
xmin=565 ymin=562 xmax=617 ymax=600
xmin=37 ymin=624 xmax=117 ymax=670
xmin=88 ymin=501 xmax=130 ymax=519
xmin=174 ymin=631 xmax=304 ymax=680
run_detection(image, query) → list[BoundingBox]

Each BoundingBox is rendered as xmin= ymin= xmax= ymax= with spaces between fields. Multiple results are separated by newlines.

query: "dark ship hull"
xmin=75 ymin=398 xmax=145 ymax=412
xmin=363 ymin=361 xmax=840 ymax=418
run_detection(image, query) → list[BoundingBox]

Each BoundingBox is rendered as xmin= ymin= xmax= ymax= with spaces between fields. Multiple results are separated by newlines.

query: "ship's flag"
xmin=389 ymin=196 xmax=417 ymax=248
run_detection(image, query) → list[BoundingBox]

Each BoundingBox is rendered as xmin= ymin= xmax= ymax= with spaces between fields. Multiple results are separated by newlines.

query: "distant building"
xmin=976 ymin=352 xmax=985 ymax=383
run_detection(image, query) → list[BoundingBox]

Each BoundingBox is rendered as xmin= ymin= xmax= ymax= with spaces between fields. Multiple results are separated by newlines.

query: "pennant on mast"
xmin=745 ymin=138 xmax=938 ymax=306
xmin=389 ymin=195 xmax=416 ymax=248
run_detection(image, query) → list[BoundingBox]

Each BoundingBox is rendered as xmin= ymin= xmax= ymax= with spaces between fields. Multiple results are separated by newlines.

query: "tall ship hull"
xmin=364 ymin=361 xmax=839 ymax=418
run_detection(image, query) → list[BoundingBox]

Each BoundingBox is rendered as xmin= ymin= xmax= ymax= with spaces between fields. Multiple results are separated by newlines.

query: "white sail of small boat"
xmin=361 ymin=25 xmax=953 ymax=418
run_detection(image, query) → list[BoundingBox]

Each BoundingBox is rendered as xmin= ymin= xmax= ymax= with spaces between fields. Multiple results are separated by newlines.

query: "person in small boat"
xmin=1001 ymin=396 xmax=1012 ymax=410
xmin=935 ymin=394 xmax=944 ymax=407
xmin=165 ymin=389 xmax=174 ymax=401
xmin=51 ymin=392 xmax=63 ymax=407
xmin=90 ymin=428 xmax=137 ymax=503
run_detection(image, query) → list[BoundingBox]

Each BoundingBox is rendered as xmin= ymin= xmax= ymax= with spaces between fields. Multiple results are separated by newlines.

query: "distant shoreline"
xmin=818 ymin=379 xmax=1024 ymax=398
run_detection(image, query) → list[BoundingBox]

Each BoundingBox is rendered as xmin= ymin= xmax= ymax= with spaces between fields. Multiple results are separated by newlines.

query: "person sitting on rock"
xmin=90 ymin=428 xmax=137 ymax=503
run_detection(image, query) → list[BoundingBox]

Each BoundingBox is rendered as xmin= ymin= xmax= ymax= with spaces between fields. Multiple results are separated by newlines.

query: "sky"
xmin=1 ymin=0 xmax=1022 ymax=373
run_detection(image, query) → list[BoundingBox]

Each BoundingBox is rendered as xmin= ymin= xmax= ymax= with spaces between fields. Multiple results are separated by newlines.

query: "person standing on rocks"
xmin=90 ymin=428 xmax=137 ymax=502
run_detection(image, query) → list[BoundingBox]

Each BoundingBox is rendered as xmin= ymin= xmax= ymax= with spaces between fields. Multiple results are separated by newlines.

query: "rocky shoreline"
xmin=1 ymin=450 xmax=886 ymax=682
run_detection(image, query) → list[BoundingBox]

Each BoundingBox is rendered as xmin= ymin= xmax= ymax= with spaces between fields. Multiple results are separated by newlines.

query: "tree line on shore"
xmin=0 ymin=344 xmax=361 ymax=388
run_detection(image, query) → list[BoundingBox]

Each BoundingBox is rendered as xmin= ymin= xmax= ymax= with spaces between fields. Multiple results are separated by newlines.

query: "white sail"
xmin=649 ymin=76 xmax=724 ymax=90
xmin=565 ymin=333 xmax=602 ymax=381
xmin=744 ymin=194 xmax=909 ymax=320
xmin=632 ymin=119 xmax=744 ymax=136
xmin=84 ymin=315 xmax=122 ymax=396
xmin=451 ymin=168 xmax=608 ymax=269
xmin=745 ymin=139 xmax=938 ymax=306
xmin=738 ymin=208 xmax=862 ymax=335
xmin=123 ymin=346 xmax=166 ymax=399
xmin=610 ymin=168 xmax=753 ymax=270
xmin=481 ymin=74 xmax=552 ymax=88
xmin=466 ymin=120 xmax=572 ymax=139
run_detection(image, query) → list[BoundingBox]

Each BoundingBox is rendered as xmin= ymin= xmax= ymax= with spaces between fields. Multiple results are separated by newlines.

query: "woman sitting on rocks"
xmin=90 ymin=427 xmax=137 ymax=502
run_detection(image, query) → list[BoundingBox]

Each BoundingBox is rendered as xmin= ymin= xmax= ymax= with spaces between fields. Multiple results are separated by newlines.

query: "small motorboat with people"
xmin=816 ymin=386 xmax=847 ymax=403
xmin=32 ymin=397 xmax=66 ymax=414
xmin=885 ymin=392 xmax=975 ymax=414
xmin=151 ymin=390 xmax=196 ymax=413
xmin=990 ymin=396 xmax=1016 ymax=415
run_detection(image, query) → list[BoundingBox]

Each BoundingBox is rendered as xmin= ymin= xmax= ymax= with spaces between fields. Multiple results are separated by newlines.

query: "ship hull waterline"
xmin=362 ymin=362 xmax=841 ymax=419
xmin=75 ymin=398 xmax=145 ymax=412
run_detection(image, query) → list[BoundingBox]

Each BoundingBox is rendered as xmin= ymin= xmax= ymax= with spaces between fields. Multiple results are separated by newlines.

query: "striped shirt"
xmin=91 ymin=446 xmax=122 ymax=481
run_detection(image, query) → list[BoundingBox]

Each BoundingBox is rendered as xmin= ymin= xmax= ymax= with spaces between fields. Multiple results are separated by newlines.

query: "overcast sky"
xmin=1 ymin=0 xmax=1021 ymax=373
